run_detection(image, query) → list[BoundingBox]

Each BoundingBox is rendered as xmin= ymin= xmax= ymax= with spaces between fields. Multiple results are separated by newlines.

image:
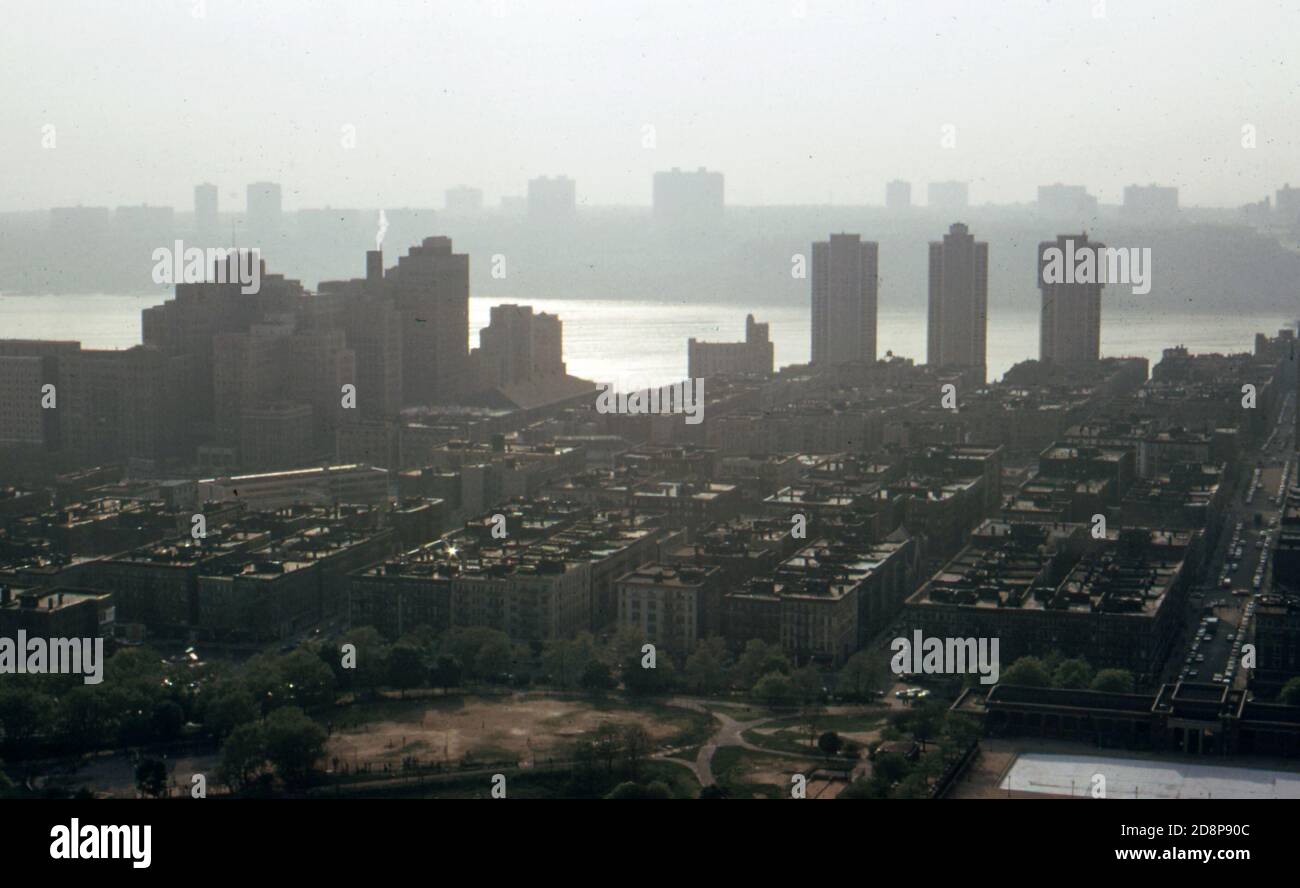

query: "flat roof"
xmin=1000 ymin=752 xmax=1300 ymax=799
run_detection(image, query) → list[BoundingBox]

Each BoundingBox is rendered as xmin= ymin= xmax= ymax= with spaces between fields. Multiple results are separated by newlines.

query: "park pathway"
xmin=656 ymin=697 xmax=778 ymax=787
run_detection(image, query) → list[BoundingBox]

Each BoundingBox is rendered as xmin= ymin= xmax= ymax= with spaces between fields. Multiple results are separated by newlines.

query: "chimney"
xmin=366 ymin=249 xmax=383 ymax=288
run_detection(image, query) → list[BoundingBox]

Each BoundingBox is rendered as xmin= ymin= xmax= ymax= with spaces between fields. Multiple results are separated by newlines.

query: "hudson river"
xmin=1 ymin=293 xmax=1293 ymax=389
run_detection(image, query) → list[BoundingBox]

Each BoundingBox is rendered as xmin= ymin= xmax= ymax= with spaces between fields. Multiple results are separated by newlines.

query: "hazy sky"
xmin=4 ymin=0 xmax=1299 ymax=211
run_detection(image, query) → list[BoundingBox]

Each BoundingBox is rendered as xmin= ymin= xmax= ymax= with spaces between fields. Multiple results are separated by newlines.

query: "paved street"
xmin=1163 ymin=391 xmax=1295 ymax=690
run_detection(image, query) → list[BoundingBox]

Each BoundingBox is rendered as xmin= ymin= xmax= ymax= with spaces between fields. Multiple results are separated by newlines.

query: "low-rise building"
xmin=687 ymin=315 xmax=774 ymax=379
xmin=616 ymin=563 xmax=722 ymax=656
xmin=906 ymin=520 xmax=1198 ymax=679
xmin=723 ymin=539 xmax=871 ymax=665
xmin=0 ymin=586 xmax=115 ymax=640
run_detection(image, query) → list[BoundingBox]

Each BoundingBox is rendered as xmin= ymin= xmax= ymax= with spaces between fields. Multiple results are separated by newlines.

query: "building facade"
xmin=927 ymin=223 xmax=988 ymax=382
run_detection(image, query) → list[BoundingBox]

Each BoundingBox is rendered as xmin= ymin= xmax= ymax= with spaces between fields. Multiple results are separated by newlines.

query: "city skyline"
xmin=18 ymin=174 xmax=1300 ymax=216
xmin=5 ymin=0 xmax=1300 ymax=828
xmin=6 ymin=2 xmax=1300 ymax=212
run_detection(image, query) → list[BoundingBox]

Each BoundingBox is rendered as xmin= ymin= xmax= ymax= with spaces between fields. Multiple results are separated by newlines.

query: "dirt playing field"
xmin=326 ymin=693 xmax=700 ymax=769
xmin=805 ymin=778 xmax=847 ymax=799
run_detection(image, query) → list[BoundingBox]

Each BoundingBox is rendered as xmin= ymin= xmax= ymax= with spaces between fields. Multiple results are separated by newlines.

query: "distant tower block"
xmin=1039 ymin=233 xmax=1103 ymax=367
xmin=811 ymin=234 xmax=878 ymax=366
xmin=886 ymin=180 xmax=911 ymax=211
xmin=927 ymin=222 xmax=988 ymax=382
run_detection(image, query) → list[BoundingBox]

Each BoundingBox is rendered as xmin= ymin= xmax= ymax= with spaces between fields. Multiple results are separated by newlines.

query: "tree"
xmin=387 ymin=644 xmax=427 ymax=697
xmin=752 ymin=671 xmax=797 ymax=707
xmin=568 ymin=739 xmax=602 ymax=794
xmin=734 ymin=640 xmax=790 ymax=688
xmin=395 ymin=625 xmax=438 ymax=649
xmin=621 ymin=648 xmax=676 ymax=696
xmin=219 ymin=721 xmax=266 ymax=792
xmin=61 ymin=685 xmax=110 ymax=752
xmin=1053 ymin=658 xmax=1094 ymax=689
xmin=540 ymin=634 xmax=595 ymax=691
xmin=791 ymin=664 xmax=823 ymax=703
xmin=608 ymin=627 xmax=649 ymax=666
xmin=609 ymin=629 xmax=678 ymax=696
xmin=151 ymin=700 xmax=185 ymax=742
xmin=1090 ymin=669 xmax=1135 ymax=694
xmin=104 ymin=646 xmax=168 ymax=683
xmin=605 ymin=780 xmax=672 ymax=799
xmin=902 ymin=700 xmax=946 ymax=750
xmin=838 ymin=650 xmax=885 ymax=700
xmin=621 ymin=724 xmax=653 ymax=780
xmin=341 ymin=627 xmax=390 ymax=696
xmin=204 ymin=685 xmax=259 ymax=740
xmin=698 ymin=784 xmax=730 ymax=799
xmin=135 ymin=758 xmax=168 ymax=798
xmin=940 ymin=712 xmax=981 ymax=754
xmin=428 ymin=654 xmax=462 ymax=693
xmin=592 ymin=723 xmax=623 ymax=775
xmin=0 ymin=686 xmax=57 ymax=756
xmin=869 ymin=751 xmax=910 ymax=789
xmin=510 ymin=644 xmax=532 ymax=685
xmin=818 ymin=731 xmax=843 ymax=757
xmin=474 ymin=634 xmax=514 ymax=681
xmin=440 ymin=627 xmax=508 ymax=681
xmin=116 ymin=692 xmax=161 ymax=747
xmin=262 ymin=707 xmax=326 ymax=788
xmin=641 ymin=780 xmax=673 ymax=799
xmin=279 ymin=649 xmax=337 ymax=709
xmin=684 ymin=638 xmax=729 ymax=695
xmin=542 ymin=634 xmax=596 ymax=689
xmin=894 ymin=770 xmax=932 ymax=799
xmin=837 ymin=777 xmax=885 ymax=799
xmin=1001 ymin=656 xmax=1051 ymax=688
xmin=1280 ymin=677 xmax=1300 ymax=706
xmin=580 ymin=659 xmax=615 ymax=694
xmin=542 ymin=640 xmax=576 ymax=689
xmin=240 ymin=653 xmax=288 ymax=714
